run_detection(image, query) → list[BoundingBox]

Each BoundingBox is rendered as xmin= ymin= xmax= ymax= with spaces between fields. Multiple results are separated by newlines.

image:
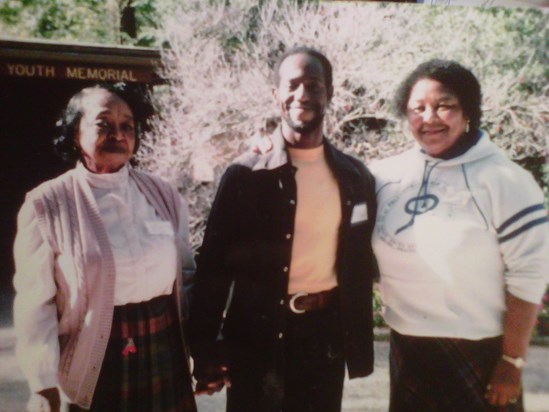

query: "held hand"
xmin=485 ymin=359 xmax=522 ymax=406
xmin=194 ymin=365 xmax=231 ymax=396
xmin=252 ymin=135 xmax=274 ymax=155
xmin=27 ymin=388 xmax=60 ymax=412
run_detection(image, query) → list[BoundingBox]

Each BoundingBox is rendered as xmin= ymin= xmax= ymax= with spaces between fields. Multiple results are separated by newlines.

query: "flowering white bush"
xmin=138 ymin=0 xmax=548 ymax=248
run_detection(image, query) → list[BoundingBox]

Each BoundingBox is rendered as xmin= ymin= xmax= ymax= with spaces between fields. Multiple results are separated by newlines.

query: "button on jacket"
xmin=189 ymin=129 xmax=378 ymax=379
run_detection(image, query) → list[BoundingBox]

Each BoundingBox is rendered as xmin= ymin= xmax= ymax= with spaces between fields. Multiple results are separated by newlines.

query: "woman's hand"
xmin=484 ymin=292 xmax=540 ymax=407
xmin=485 ymin=359 xmax=522 ymax=407
xmin=27 ymin=388 xmax=60 ymax=412
xmin=252 ymin=135 xmax=273 ymax=154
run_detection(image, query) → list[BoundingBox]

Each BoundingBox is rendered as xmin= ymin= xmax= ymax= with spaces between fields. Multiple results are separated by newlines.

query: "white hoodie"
xmin=371 ymin=132 xmax=548 ymax=339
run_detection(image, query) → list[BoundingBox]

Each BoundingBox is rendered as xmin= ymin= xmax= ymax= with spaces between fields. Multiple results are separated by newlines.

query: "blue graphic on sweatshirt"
xmin=395 ymin=194 xmax=440 ymax=234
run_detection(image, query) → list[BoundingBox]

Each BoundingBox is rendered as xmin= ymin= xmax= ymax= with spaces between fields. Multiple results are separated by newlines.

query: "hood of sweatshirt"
xmin=371 ymin=131 xmax=504 ymax=237
xmin=372 ymin=130 xmax=503 ymax=192
xmin=413 ymin=130 xmax=499 ymax=168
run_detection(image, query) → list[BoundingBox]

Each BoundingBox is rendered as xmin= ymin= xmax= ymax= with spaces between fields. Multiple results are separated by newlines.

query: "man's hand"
xmin=193 ymin=358 xmax=231 ymax=396
xmin=27 ymin=388 xmax=60 ymax=412
xmin=194 ymin=364 xmax=231 ymax=395
xmin=485 ymin=359 xmax=522 ymax=406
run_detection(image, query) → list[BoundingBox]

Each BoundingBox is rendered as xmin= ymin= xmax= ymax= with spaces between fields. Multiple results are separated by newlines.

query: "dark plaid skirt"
xmin=389 ymin=330 xmax=524 ymax=412
xmin=70 ymin=295 xmax=196 ymax=412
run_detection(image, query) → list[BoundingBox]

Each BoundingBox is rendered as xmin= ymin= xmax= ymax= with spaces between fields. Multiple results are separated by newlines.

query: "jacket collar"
xmin=323 ymin=138 xmax=362 ymax=180
xmin=251 ymin=126 xmax=361 ymax=180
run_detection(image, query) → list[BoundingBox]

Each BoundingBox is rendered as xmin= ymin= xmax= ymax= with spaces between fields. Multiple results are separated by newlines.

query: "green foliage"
xmin=534 ymin=288 xmax=549 ymax=337
xmin=0 ymin=0 xmax=116 ymax=43
xmin=0 ymin=0 xmax=180 ymax=45
xmin=373 ymin=285 xmax=387 ymax=328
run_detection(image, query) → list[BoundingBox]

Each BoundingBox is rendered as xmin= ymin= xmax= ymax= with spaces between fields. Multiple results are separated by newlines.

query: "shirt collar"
xmin=76 ymin=162 xmax=130 ymax=189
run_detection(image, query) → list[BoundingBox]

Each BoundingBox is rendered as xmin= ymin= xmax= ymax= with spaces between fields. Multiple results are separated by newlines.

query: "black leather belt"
xmin=287 ymin=287 xmax=338 ymax=314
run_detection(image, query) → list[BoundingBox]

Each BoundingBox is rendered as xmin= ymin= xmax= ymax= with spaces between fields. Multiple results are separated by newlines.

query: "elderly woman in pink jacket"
xmin=13 ymin=84 xmax=196 ymax=412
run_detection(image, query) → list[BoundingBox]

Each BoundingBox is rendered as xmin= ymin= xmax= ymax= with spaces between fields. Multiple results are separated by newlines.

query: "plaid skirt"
xmin=390 ymin=330 xmax=524 ymax=412
xmin=70 ymin=295 xmax=196 ymax=412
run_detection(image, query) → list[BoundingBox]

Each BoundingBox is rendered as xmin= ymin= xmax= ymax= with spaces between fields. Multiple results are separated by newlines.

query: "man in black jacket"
xmin=189 ymin=46 xmax=378 ymax=412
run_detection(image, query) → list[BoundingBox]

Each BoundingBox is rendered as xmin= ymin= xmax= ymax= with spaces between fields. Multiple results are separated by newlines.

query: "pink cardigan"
xmin=13 ymin=167 xmax=194 ymax=409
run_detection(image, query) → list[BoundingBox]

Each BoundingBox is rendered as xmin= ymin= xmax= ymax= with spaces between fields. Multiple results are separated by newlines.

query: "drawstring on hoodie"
xmin=395 ymin=160 xmax=442 ymax=235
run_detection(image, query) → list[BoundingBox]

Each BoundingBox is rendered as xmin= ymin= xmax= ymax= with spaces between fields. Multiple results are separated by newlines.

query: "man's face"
xmin=273 ymin=53 xmax=332 ymax=135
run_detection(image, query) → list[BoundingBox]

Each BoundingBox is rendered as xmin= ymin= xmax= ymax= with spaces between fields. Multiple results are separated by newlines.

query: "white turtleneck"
xmin=76 ymin=163 xmax=177 ymax=305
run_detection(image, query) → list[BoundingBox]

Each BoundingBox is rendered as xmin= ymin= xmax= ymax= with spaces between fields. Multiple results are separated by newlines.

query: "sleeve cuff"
xmin=507 ymin=284 xmax=547 ymax=305
xmin=27 ymin=372 xmax=58 ymax=393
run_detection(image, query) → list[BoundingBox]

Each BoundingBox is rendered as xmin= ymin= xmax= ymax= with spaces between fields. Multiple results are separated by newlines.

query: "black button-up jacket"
xmin=189 ymin=130 xmax=378 ymax=379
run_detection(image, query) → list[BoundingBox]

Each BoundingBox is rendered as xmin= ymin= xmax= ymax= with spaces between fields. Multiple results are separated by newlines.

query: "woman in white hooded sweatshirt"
xmin=371 ymin=59 xmax=548 ymax=411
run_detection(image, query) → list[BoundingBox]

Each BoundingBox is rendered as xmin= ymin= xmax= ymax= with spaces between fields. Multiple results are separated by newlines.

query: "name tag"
xmin=145 ymin=221 xmax=174 ymax=235
xmin=350 ymin=202 xmax=368 ymax=225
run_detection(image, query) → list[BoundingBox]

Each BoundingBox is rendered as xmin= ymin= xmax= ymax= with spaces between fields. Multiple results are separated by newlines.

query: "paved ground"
xmin=1 ymin=327 xmax=548 ymax=412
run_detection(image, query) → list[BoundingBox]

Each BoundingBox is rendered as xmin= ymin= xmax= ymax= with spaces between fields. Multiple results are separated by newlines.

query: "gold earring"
xmin=465 ymin=120 xmax=470 ymax=133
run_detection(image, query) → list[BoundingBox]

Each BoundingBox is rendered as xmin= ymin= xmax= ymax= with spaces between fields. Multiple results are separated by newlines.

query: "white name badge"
xmin=145 ymin=221 xmax=174 ymax=235
xmin=350 ymin=202 xmax=368 ymax=225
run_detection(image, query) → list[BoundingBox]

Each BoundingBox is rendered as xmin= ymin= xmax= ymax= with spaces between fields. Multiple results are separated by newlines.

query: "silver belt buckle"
xmin=289 ymin=292 xmax=308 ymax=314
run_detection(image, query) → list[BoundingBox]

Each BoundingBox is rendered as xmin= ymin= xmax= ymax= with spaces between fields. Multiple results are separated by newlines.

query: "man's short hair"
xmin=272 ymin=46 xmax=333 ymax=92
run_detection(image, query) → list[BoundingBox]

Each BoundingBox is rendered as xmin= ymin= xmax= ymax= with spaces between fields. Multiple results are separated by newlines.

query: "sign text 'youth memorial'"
xmin=1 ymin=62 xmax=153 ymax=82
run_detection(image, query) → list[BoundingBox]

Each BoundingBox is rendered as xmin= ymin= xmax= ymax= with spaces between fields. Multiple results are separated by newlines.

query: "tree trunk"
xmin=120 ymin=0 xmax=137 ymax=42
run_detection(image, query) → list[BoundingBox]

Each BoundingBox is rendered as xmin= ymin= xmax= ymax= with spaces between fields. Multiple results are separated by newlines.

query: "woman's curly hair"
xmin=53 ymin=83 xmax=152 ymax=163
xmin=394 ymin=59 xmax=482 ymax=132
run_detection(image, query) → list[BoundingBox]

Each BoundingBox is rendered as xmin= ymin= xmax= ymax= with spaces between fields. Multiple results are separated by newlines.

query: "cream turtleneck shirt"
xmin=287 ymin=145 xmax=341 ymax=294
xmin=77 ymin=163 xmax=177 ymax=305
